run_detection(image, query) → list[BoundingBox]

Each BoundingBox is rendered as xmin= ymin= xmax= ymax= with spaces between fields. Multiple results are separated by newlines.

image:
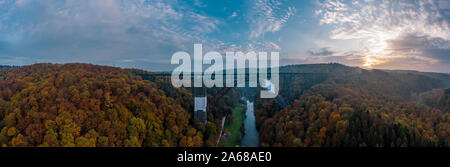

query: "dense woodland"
xmin=0 ymin=63 xmax=448 ymax=147
xmin=0 ymin=63 xmax=234 ymax=147
xmin=256 ymin=64 xmax=450 ymax=147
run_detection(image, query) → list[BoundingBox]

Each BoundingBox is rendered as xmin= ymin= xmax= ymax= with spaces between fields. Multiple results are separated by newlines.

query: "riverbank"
xmin=218 ymin=106 xmax=245 ymax=147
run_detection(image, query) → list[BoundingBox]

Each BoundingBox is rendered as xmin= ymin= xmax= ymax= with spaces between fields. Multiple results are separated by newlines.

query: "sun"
xmin=360 ymin=30 xmax=400 ymax=68
xmin=362 ymin=56 xmax=378 ymax=68
xmin=362 ymin=60 xmax=373 ymax=68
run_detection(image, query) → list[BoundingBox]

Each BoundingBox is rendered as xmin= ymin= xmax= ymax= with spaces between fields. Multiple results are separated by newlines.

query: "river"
xmin=241 ymin=100 xmax=259 ymax=147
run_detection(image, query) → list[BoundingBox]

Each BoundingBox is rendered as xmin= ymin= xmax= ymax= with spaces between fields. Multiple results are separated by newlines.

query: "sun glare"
xmin=360 ymin=30 xmax=400 ymax=68
xmin=363 ymin=58 xmax=374 ymax=68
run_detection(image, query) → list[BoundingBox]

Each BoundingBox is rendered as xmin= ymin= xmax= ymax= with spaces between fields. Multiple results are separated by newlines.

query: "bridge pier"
xmin=194 ymin=87 xmax=207 ymax=124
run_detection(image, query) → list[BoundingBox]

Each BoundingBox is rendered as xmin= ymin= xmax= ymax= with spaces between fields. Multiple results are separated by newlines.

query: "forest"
xmin=0 ymin=63 xmax=240 ymax=147
xmin=256 ymin=64 xmax=449 ymax=147
xmin=0 ymin=63 xmax=448 ymax=147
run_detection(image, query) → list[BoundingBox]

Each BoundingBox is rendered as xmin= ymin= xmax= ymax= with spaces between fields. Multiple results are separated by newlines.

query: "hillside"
xmin=0 ymin=63 xmax=448 ymax=147
xmin=256 ymin=63 xmax=450 ymax=147
xmin=0 ymin=63 xmax=212 ymax=147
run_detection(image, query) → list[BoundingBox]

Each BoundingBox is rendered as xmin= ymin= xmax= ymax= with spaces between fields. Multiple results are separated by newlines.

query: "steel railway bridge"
xmin=136 ymin=72 xmax=329 ymax=124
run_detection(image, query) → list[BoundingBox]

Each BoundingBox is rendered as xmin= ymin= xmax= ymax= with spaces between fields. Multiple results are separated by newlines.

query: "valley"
xmin=0 ymin=63 xmax=448 ymax=147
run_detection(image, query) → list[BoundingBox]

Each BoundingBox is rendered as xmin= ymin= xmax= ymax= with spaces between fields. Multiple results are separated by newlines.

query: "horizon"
xmin=1 ymin=61 xmax=449 ymax=74
xmin=0 ymin=0 xmax=449 ymax=73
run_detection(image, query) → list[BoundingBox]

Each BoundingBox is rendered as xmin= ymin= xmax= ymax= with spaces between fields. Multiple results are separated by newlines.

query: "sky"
xmin=0 ymin=0 xmax=449 ymax=73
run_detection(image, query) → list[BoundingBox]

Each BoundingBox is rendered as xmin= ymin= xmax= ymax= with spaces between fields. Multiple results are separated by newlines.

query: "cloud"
xmin=230 ymin=11 xmax=238 ymax=18
xmin=308 ymin=47 xmax=336 ymax=56
xmin=247 ymin=0 xmax=295 ymax=39
xmin=0 ymin=0 xmax=222 ymax=70
xmin=386 ymin=34 xmax=450 ymax=65
xmin=315 ymin=0 xmax=450 ymax=71
xmin=317 ymin=0 xmax=450 ymax=40
xmin=214 ymin=40 xmax=282 ymax=53
xmin=283 ymin=51 xmax=365 ymax=67
xmin=387 ymin=34 xmax=446 ymax=50
xmin=193 ymin=0 xmax=207 ymax=8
